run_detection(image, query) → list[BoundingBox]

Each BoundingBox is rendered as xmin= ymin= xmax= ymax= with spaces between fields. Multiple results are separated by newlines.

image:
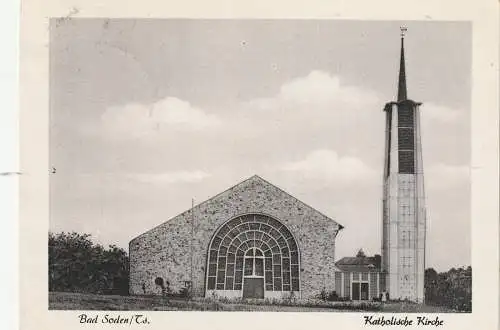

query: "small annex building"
xmin=334 ymin=250 xmax=383 ymax=301
xmin=129 ymin=175 xmax=344 ymax=300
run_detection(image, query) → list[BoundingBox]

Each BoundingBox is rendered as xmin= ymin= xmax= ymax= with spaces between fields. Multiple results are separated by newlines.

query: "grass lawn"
xmin=49 ymin=292 xmax=457 ymax=312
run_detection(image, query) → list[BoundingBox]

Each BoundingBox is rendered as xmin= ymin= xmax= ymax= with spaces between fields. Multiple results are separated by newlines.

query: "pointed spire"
xmin=397 ymin=27 xmax=408 ymax=102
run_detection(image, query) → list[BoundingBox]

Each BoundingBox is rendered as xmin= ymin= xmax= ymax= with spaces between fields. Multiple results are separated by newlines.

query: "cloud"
xmin=280 ymin=71 xmax=380 ymax=107
xmin=234 ymin=71 xmax=385 ymax=156
xmin=99 ymin=97 xmax=221 ymax=138
xmin=130 ymin=170 xmax=211 ymax=184
xmin=246 ymin=71 xmax=381 ymax=113
xmin=281 ymin=149 xmax=376 ymax=181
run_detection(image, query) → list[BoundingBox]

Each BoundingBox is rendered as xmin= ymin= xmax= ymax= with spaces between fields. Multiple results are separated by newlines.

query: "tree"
xmin=49 ymin=232 xmax=129 ymax=295
xmin=424 ymin=268 xmax=439 ymax=304
xmin=425 ymin=266 xmax=471 ymax=312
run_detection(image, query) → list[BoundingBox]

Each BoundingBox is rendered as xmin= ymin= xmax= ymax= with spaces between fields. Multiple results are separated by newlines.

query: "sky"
xmin=49 ymin=19 xmax=471 ymax=272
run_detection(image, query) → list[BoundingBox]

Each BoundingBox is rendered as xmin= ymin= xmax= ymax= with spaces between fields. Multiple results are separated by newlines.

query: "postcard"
xmin=16 ymin=0 xmax=499 ymax=329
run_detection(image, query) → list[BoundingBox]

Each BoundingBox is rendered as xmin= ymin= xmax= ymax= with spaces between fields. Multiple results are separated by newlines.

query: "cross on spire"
xmin=397 ymin=26 xmax=408 ymax=101
xmin=400 ymin=26 xmax=408 ymax=38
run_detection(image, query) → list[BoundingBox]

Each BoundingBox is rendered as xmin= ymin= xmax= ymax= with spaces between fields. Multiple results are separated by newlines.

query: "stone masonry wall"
xmin=129 ymin=175 xmax=342 ymax=299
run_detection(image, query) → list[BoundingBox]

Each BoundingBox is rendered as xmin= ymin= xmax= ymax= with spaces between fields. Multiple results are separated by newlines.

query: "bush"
xmin=425 ymin=267 xmax=472 ymax=312
xmin=178 ymin=282 xmax=192 ymax=299
xmin=319 ymin=289 xmax=343 ymax=301
xmin=49 ymin=232 xmax=129 ymax=295
xmin=282 ymin=291 xmax=298 ymax=304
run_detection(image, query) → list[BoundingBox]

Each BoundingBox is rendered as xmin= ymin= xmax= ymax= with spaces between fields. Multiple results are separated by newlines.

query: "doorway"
xmin=352 ymin=283 xmax=360 ymax=300
xmin=352 ymin=282 xmax=369 ymax=300
xmin=243 ymin=278 xmax=264 ymax=299
xmin=242 ymin=248 xmax=265 ymax=299
xmin=361 ymin=282 xmax=369 ymax=300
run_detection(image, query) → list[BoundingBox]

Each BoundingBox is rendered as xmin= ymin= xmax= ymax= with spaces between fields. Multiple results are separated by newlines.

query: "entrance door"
xmin=360 ymin=283 xmax=369 ymax=300
xmin=243 ymin=278 xmax=264 ymax=299
xmin=242 ymin=248 xmax=265 ymax=299
xmin=352 ymin=283 xmax=360 ymax=300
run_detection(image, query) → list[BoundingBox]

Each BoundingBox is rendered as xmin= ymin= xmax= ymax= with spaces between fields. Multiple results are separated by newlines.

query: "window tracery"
xmin=206 ymin=214 xmax=300 ymax=291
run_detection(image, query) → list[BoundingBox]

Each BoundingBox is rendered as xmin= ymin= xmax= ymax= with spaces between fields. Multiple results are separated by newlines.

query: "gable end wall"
xmin=129 ymin=177 xmax=341 ymax=298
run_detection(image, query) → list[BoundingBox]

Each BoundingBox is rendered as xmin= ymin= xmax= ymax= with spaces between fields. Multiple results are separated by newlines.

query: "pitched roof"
xmin=336 ymin=256 xmax=381 ymax=272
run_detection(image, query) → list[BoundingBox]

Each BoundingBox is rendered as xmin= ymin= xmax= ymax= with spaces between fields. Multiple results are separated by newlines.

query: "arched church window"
xmin=206 ymin=214 xmax=300 ymax=292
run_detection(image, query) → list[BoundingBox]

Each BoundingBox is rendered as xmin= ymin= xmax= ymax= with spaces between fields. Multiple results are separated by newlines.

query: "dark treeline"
xmin=424 ymin=266 xmax=472 ymax=312
xmin=49 ymin=232 xmax=129 ymax=295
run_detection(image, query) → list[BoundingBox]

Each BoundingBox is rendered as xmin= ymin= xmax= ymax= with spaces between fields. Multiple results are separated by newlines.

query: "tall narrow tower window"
xmin=398 ymin=104 xmax=415 ymax=173
xmin=399 ymin=151 xmax=415 ymax=174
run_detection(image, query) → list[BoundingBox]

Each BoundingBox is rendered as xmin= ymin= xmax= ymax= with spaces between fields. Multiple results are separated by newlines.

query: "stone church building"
xmin=129 ymin=175 xmax=344 ymax=299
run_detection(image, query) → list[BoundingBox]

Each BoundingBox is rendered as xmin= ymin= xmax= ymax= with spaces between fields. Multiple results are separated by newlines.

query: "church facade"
xmin=129 ymin=175 xmax=343 ymax=299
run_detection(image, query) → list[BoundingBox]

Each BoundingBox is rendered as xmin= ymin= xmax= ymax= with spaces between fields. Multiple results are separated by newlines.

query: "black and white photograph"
xmin=4 ymin=0 xmax=498 ymax=328
xmin=46 ymin=19 xmax=474 ymax=313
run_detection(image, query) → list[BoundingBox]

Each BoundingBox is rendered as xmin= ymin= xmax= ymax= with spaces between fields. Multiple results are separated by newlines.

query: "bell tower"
xmin=381 ymin=27 xmax=427 ymax=303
